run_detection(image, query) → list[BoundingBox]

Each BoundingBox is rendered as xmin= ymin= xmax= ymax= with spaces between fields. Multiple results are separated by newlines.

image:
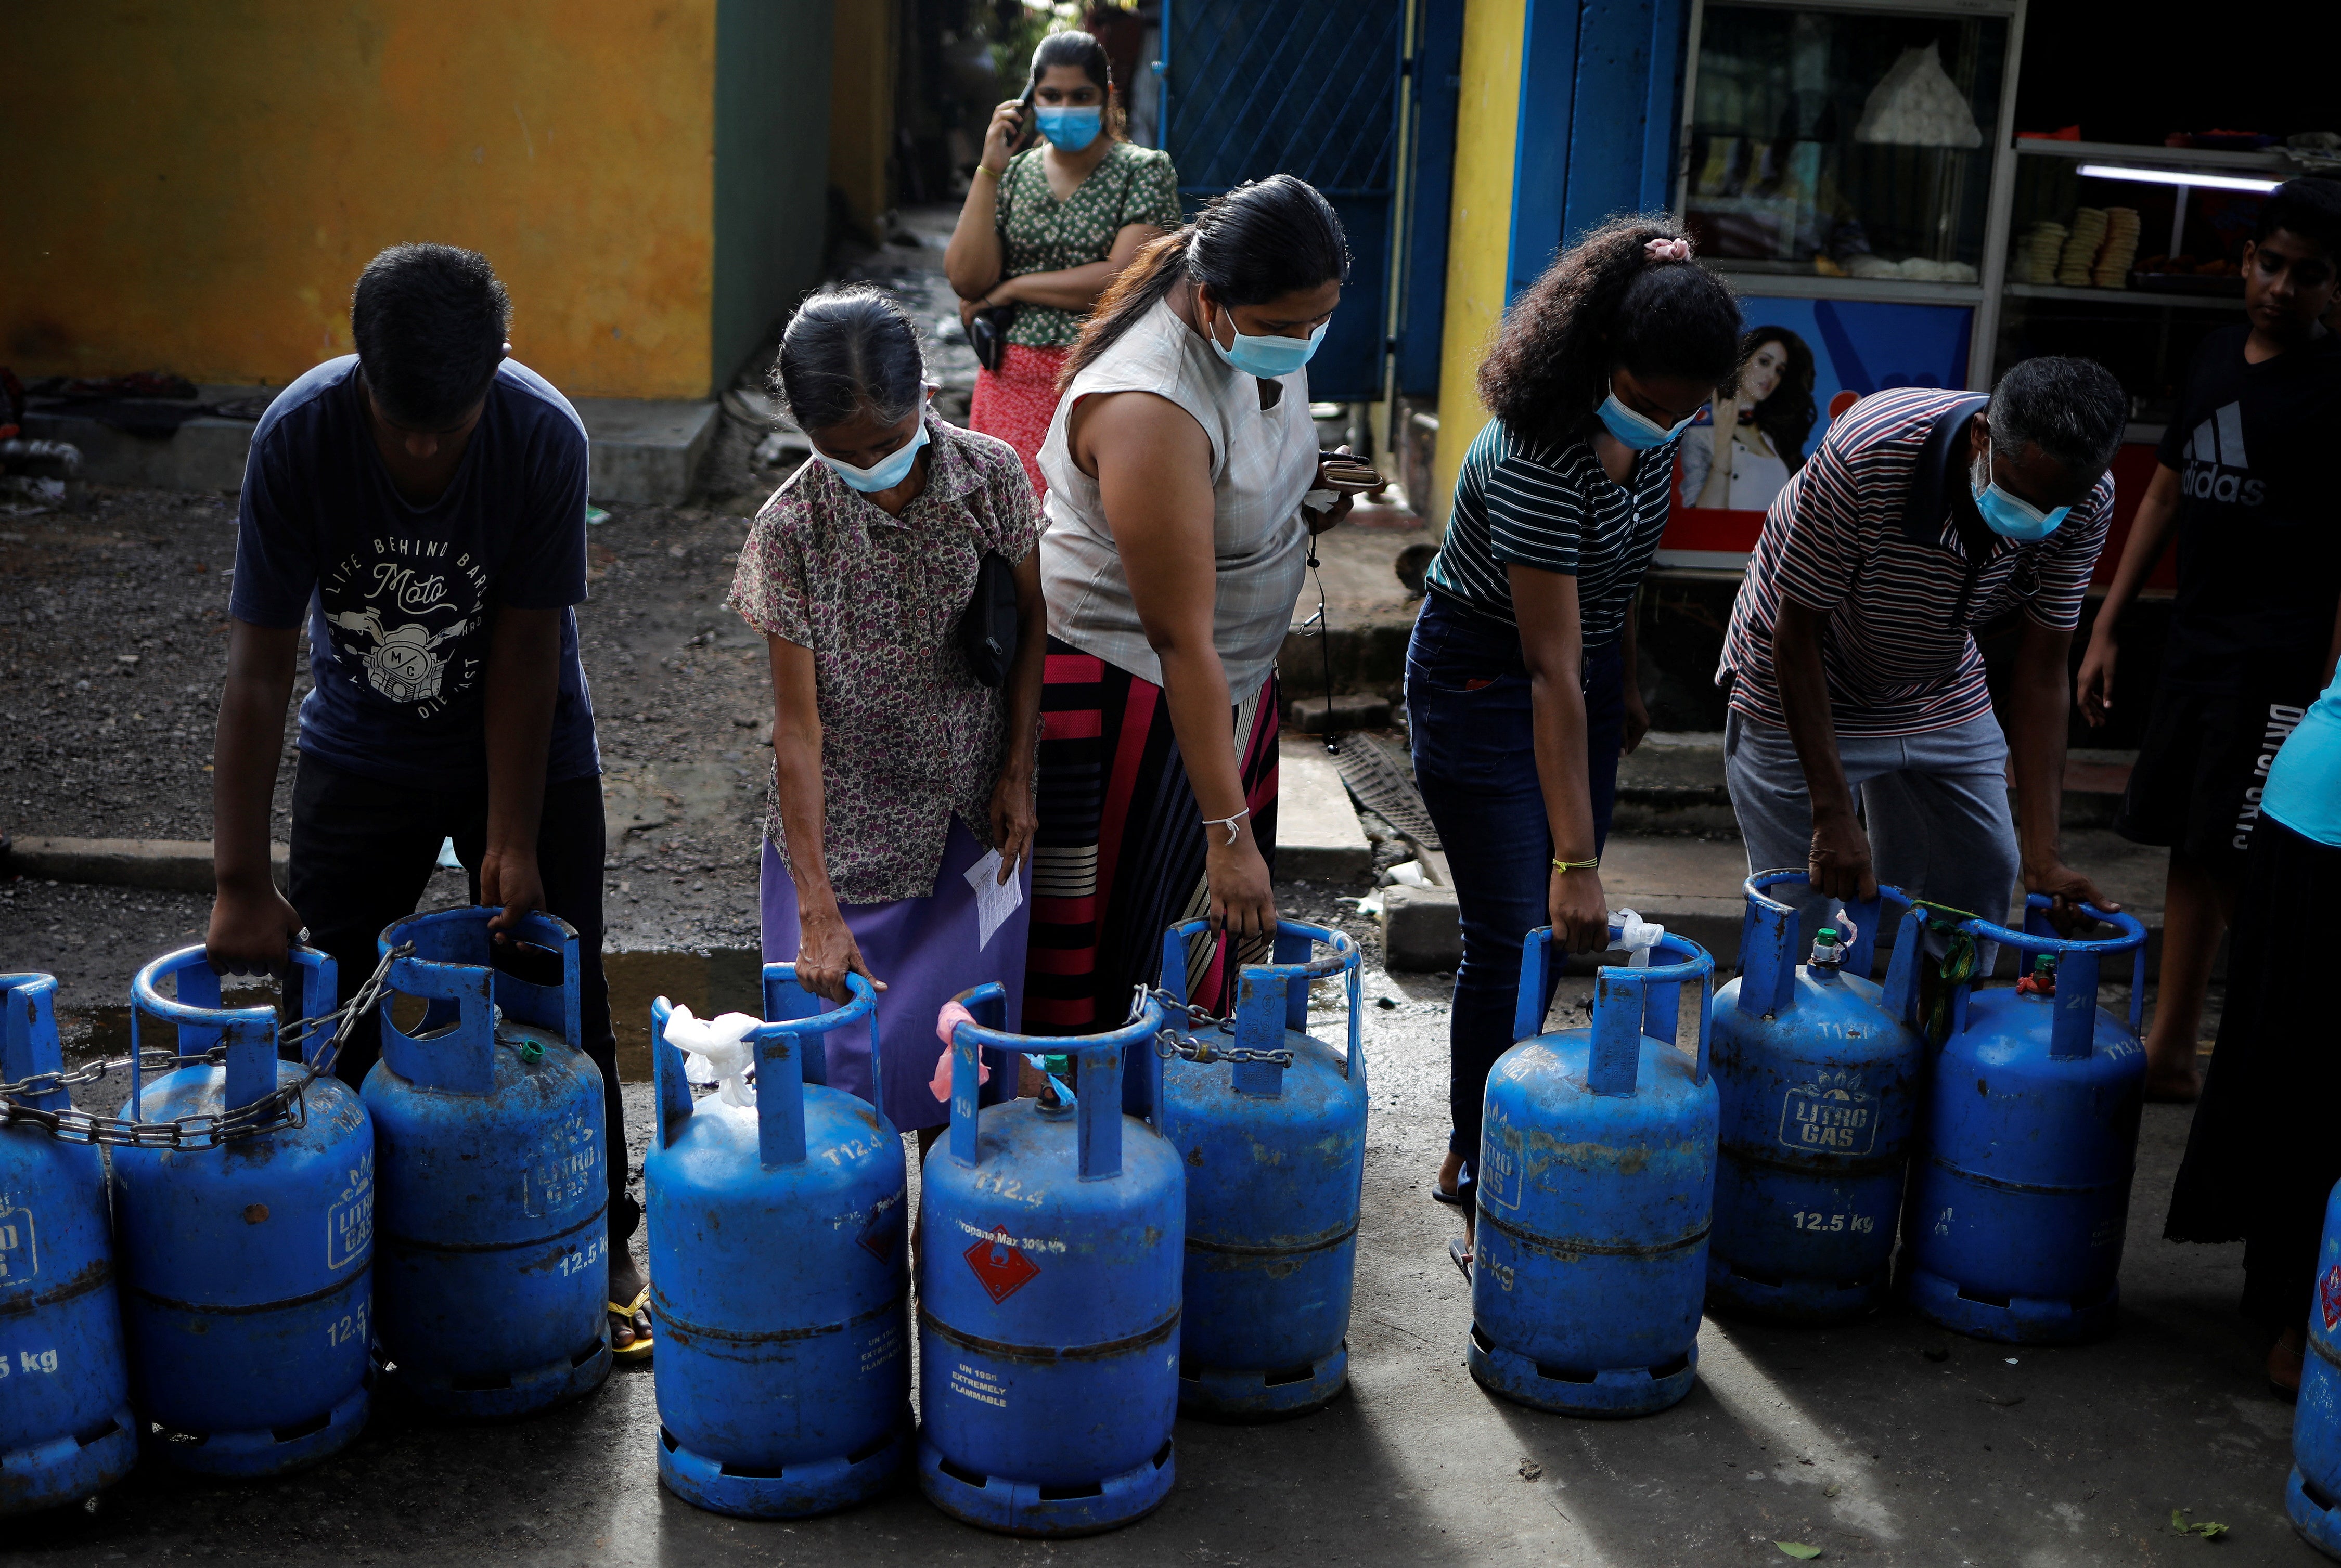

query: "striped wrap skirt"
xmin=1023 ymin=638 xmax=1281 ymax=1033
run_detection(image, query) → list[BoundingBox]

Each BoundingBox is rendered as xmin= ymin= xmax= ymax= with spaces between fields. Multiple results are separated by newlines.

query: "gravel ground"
xmin=0 ymin=472 xmax=1395 ymax=1179
xmin=0 ymin=481 xmax=827 ymax=981
xmin=0 ymin=204 xmax=992 ymax=1004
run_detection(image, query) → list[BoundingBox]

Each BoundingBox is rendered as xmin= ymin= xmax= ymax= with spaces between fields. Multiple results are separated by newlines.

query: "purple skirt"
xmin=760 ymin=817 xmax=1032 ymax=1131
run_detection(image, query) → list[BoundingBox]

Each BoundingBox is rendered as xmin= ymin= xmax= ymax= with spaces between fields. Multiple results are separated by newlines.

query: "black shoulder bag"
xmin=957 ymin=551 xmax=1020 ymax=686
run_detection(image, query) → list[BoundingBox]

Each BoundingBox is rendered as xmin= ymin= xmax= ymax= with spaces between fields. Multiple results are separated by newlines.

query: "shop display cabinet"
xmin=1677 ymin=0 xmax=2020 ymax=337
xmin=1990 ymin=137 xmax=2291 ymax=430
xmin=1658 ymin=0 xmax=2021 ymax=575
xmin=1662 ymin=0 xmax=2291 ymax=596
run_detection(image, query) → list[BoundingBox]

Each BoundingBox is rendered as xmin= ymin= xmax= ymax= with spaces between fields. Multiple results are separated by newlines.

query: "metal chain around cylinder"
xmin=0 ymin=943 xmax=408 ymax=1147
xmin=1132 ymin=984 xmax=1295 ymax=1067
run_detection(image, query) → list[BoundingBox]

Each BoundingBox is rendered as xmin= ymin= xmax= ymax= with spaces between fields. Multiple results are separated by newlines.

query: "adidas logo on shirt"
xmin=2181 ymin=401 xmax=2266 ymax=506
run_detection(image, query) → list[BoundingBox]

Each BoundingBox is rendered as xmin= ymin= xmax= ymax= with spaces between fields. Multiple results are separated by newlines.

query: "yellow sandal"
xmin=608 ymin=1286 xmax=654 ymax=1362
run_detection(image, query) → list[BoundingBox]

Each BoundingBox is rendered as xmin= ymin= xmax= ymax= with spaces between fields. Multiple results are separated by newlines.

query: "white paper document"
xmin=964 ymin=850 xmax=1025 ymax=951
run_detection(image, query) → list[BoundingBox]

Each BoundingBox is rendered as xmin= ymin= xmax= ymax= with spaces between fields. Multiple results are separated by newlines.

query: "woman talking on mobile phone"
xmin=944 ymin=30 xmax=1183 ymax=499
xmin=1408 ymin=216 xmax=1740 ymax=1274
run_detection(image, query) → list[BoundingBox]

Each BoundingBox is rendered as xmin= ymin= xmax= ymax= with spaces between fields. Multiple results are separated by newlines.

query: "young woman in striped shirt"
xmin=1407 ymin=217 xmax=1740 ymax=1270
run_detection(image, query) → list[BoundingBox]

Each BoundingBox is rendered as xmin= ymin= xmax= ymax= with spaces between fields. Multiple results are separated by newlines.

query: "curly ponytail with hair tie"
xmin=1477 ymin=213 xmax=1742 ymax=450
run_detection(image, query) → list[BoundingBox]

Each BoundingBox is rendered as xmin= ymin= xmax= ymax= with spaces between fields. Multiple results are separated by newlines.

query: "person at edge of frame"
xmin=1712 ymin=354 xmax=2132 ymax=977
xmin=1403 ymin=215 xmax=1743 ymax=1279
xmin=2076 ymin=176 xmax=2341 ymax=1102
xmin=2167 ymin=654 xmax=2341 ymax=1399
xmin=202 ymin=243 xmax=651 ymax=1360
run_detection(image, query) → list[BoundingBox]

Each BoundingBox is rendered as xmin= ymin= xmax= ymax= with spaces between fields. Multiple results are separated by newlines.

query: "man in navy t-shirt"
xmin=206 ymin=243 xmax=649 ymax=1358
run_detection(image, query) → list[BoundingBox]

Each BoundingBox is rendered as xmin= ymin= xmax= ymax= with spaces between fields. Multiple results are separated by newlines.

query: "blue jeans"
xmin=1405 ymin=589 xmax=1626 ymax=1197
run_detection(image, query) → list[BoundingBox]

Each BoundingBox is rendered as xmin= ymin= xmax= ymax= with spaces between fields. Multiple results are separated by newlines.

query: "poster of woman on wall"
xmin=1654 ymin=296 xmax=1975 ymax=569
xmin=1678 ymin=326 xmax=1815 ymax=515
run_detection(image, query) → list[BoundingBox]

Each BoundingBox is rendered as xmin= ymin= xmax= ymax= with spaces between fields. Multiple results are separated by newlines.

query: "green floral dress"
xmin=995 ymin=141 xmax=1184 ymax=348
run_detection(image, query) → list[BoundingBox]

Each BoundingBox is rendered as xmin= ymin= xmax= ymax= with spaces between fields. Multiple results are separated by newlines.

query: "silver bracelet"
xmin=1201 ymin=807 xmax=1251 ymax=846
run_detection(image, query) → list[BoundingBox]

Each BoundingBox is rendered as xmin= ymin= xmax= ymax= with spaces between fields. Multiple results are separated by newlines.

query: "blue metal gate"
xmin=1159 ymin=0 xmax=1459 ymax=404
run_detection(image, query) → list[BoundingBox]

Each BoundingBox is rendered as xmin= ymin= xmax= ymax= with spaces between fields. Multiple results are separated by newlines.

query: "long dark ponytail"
xmin=1060 ymin=173 xmax=1349 ymax=391
xmin=1477 ymin=213 xmax=1741 ymax=449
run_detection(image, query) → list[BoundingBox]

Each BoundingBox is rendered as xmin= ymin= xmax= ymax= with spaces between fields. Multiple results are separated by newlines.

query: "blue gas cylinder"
xmin=1708 ymin=875 xmax=1926 ymax=1324
xmin=0 ymin=974 xmax=136 ymax=1514
xmin=2288 ymin=1181 xmax=2341 ymax=1556
xmin=1904 ymin=896 xmax=2148 ymax=1344
xmin=1156 ymin=918 xmax=1365 ymax=1418
xmin=112 ymin=947 xmax=374 ymax=1475
xmin=363 ymin=909 xmax=611 ymax=1417
xmin=1471 ymin=920 xmax=1718 ymax=1418
xmin=919 ymin=989 xmax=1183 ymax=1534
xmin=645 ymin=966 xmax=910 ymax=1518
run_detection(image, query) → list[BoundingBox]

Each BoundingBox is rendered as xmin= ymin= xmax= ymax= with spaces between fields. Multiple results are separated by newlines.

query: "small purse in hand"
xmin=957 ymin=550 xmax=1019 ymax=686
xmin=970 ymin=304 xmax=1019 ymax=374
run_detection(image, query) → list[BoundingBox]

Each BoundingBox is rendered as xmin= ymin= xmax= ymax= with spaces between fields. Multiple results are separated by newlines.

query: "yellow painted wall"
xmin=4 ymin=2 xmax=718 ymax=399
xmin=1429 ymin=0 xmax=1527 ymax=532
xmin=829 ymin=0 xmax=898 ymax=238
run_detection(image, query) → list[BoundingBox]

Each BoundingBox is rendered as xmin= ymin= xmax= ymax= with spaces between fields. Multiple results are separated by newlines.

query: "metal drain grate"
xmin=1328 ymin=733 xmax=1440 ymax=851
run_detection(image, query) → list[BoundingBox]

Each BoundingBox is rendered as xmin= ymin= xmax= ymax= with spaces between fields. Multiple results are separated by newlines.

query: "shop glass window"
xmin=1686 ymin=5 xmax=2009 ymax=280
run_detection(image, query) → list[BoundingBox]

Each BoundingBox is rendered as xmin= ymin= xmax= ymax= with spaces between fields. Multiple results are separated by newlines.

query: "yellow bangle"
xmin=1551 ymin=857 xmax=1599 ymax=873
xmin=976 ymin=163 xmax=1007 ymax=179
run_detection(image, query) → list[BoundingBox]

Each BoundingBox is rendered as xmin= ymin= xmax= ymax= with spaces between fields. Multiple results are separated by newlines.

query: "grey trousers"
xmin=1723 ymin=709 xmax=2020 ymax=956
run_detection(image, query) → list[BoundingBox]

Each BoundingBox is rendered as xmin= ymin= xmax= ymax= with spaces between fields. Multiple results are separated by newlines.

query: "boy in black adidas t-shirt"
xmin=2078 ymin=178 xmax=2341 ymax=1100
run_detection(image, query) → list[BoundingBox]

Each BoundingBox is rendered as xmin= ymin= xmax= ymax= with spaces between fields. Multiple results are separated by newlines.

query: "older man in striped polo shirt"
xmin=1717 ymin=356 xmax=2131 ymax=948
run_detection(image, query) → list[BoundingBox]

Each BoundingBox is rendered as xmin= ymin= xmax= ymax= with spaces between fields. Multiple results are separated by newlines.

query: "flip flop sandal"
xmin=608 ymin=1286 xmax=654 ymax=1363
xmin=1448 ymin=1236 xmax=1472 ymax=1281
xmin=1431 ymin=1182 xmax=1464 ymax=1207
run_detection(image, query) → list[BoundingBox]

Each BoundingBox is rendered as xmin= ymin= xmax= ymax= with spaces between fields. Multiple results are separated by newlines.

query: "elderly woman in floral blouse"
xmin=730 ymin=286 xmax=1046 ymax=1141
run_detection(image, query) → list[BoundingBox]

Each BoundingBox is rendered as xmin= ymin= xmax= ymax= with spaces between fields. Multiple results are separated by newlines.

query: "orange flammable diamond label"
xmin=963 ymin=1226 xmax=1040 ymax=1304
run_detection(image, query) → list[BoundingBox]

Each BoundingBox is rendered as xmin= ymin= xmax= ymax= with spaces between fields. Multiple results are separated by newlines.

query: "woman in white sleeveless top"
xmin=1025 ymin=174 xmax=1364 ymax=1027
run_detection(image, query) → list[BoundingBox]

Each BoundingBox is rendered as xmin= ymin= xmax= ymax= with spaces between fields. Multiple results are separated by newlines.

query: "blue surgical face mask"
xmin=1035 ymin=105 xmax=1102 ymax=151
xmin=819 ymin=411 xmax=929 ymax=494
xmin=1970 ymin=446 xmax=2069 ymax=541
xmin=1596 ymin=381 xmax=1697 ymax=450
xmin=1207 ymin=313 xmax=1328 ymax=380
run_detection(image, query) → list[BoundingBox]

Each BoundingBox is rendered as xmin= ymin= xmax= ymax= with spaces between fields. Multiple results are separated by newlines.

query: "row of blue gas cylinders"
xmin=642 ymin=917 xmax=1368 ymax=1536
xmin=5 ymin=881 xmax=2167 ymax=1531
xmin=1465 ymin=873 xmax=2154 ymax=1419
xmin=1 ymin=903 xmax=1369 ymax=1532
xmin=1 ymin=907 xmax=614 ymax=1515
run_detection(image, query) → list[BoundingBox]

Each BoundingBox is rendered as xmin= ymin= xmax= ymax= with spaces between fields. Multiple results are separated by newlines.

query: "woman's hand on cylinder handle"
xmin=1548 ymin=863 xmax=1610 ymax=955
xmin=795 ymin=901 xmax=885 ymax=1005
xmin=1206 ymin=826 xmax=1277 ymax=942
